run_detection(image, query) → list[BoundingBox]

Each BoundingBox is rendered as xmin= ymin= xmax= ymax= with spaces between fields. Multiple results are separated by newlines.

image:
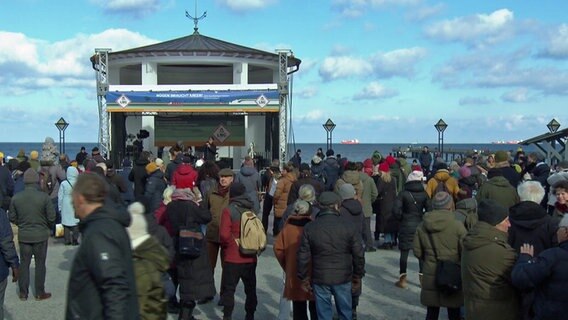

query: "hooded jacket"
xmin=144 ymin=170 xmax=166 ymax=215
xmin=131 ymin=236 xmax=170 ymax=320
xmin=454 ymin=198 xmax=478 ymax=231
xmin=508 ymin=201 xmax=557 ymax=255
xmin=334 ymin=170 xmax=364 ymax=200
xmin=394 ymin=180 xmax=429 ymax=251
xmin=235 ymin=165 xmax=261 ymax=213
xmin=274 ymin=172 xmax=297 ymax=218
xmin=66 ymin=205 xmax=139 ymax=320
xmin=297 ymin=207 xmax=365 ymax=286
xmin=425 ymin=169 xmax=460 ymax=200
xmin=461 ymin=221 xmax=519 ymax=320
xmin=359 ymin=172 xmax=378 ymax=218
xmin=476 ymin=176 xmax=520 ymax=209
xmin=219 ymin=195 xmax=257 ymax=264
xmin=9 ymin=182 xmax=56 ymax=243
xmin=413 ymin=209 xmax=466 ymax=308
xmin=171 ymin=163 xmax=198 ymax=190
xmin=323 ymin=157 xmax=341 ymax=191
xmin=339 ymin=198 xmax=364 ymax=238
xmin=58 ymin=166 xmax=80 ymax=227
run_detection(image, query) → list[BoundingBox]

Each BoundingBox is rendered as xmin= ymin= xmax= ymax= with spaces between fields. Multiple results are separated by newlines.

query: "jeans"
xmin=19 ymin=240 xmax=48 ymax=296
xmin=425 ymin=306 xmax=460 ymax=320
xmin=313 ymin=282 xmax=352 ymax=320
xmin=400 ymin=249 xmax=424 ymax=274
xmin=221 ymin=262 xmax=257 ymax=318
xmin=0 ymin=278 xmax=6 ymax=320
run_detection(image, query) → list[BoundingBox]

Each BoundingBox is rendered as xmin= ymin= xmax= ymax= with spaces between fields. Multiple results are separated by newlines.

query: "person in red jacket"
xmin=171 ymin=156 xmax=198 ymax=189
xmin=219 ymin=182 xmax=257 ymax=320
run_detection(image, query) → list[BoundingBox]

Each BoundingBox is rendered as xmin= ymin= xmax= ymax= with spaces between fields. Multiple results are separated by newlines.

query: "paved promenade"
xmin=4 ymin=236 xmax=426 ymax=320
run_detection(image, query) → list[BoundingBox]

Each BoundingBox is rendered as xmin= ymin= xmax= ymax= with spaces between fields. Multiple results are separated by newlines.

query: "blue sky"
xmin=1 ymin=0 xmax=567 ymax=143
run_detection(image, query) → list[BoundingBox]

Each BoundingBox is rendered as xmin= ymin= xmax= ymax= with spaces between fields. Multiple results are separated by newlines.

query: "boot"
xmin=178 ymin=302 xmax=196 ymax=320
xmin=419 ymin=273 xmax=424 ymax=288
xmin=352 ymin=308 xmax=358 ymax=320
xmin=395 ymin=273 xmax=407 ymax=288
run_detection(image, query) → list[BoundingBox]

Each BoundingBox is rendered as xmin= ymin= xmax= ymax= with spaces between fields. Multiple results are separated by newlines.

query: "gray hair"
xmin=517 ymin=181 xmax=545 ymax=204
xmin=293 ymin=200 xmax=311 ymax=216
xmin=298 ymin=184 xmax=316 ymax=203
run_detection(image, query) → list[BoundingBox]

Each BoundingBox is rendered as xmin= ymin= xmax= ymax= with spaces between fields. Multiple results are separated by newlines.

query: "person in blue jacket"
xmin=512 ymin=215 xmax=568 ymax=320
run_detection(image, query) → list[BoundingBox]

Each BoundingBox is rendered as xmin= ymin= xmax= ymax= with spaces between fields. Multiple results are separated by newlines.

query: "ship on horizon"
xmin=341 ymin=139 xmax=360 ymax=145
xmin=491 ymin=140 xmax=523 ymax=145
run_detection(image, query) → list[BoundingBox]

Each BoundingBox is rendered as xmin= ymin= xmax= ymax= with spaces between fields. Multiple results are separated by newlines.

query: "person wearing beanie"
xmin=546 ymin=160 xmax=568 ymax=213
xmin=511 ymin=214 xmax=568 ymax=320
xmin=144 ymin=161 xmax=167 ymax=215
xmin=310 ymin=155 xmax=327 ymax=186
xmin=129 ymin=150 xmax=151 ymax=202
xmin=235 ymin=156 xmax=262 ymax=214
xmin=9 ymin=168 xmax=56 ymax=301
xmin=126 ymin=202 xmax=170 ymax=320
xmin=413 ymin=191 xmax=466 ymax=319
xmin=462 ymin=199 xmax=519 ymax=320
xmin=323 ymin=149 xmax=341 ymax=191
xmin=29 ymin=150 xmax=40 ymax=172
xmin=425 ymin=162 xmax=461 ymax=201
xmin=297 ymin=190 xmax=365 ymax=320
xmin=419 ymin=146 xmax=433 ymax=177
xmin=356 ymin=161 xmax=379 ymax=252
xmin=373 ymin=160 xmax=398 ymax=247
xmin=334 ymin=161 xmax=364 ymax=201
xmin=393 ymin=169 xmax=429 ymax=289
xmin=273 ymin=199 xmax=316 ymax=320
xmin=75 ymin=146 xmax=88 ymax=168
xmin=492 ymin=151 xmax=521 ymax=188
xmin=219 ymin=181 xmax=258 ymax=320
xmin=476 ymin=168 xmax=520 ymax=209
xmin=289 ymin=149 xmax=302 ymax=170
xmin=66 ymin=173 xmax=139 ymax=319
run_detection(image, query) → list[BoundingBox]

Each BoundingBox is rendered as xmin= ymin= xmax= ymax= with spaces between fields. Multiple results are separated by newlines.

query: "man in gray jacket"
xmin=9 ymin=168 xmax=55 ymax=301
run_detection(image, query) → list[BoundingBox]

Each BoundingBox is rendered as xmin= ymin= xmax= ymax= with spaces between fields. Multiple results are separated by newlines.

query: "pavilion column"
xmin=233 ymin=62 xmax=248 ymax=84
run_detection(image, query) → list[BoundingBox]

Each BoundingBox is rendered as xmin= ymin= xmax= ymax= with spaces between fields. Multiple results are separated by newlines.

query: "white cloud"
xmin=0 ymin=29 xmax=157 ymax=94
xmin=90 ymin=0 xmax=161 ymax=17
xmin=539 ymin=24 xmax=568 ymax=59
xmin=295 ymin=109 xmax=325 ymax=123
xmin=332 ymin=0 xmax=420 ymax=17
xmin=216 ymin=0 xmax=277 ymax=12
xmin=501 ymin=88 xmax=532 ymax=103
xmin=297 ymin=87 xmax=319 ymax=99
xmin=319 ymin=47 xmax=426 ymax=81
xmin=458 ymin=97 xmax=492 ymax=106
xmin=406 ymin=3 xmax=446 ymax=21
xmin=319 ymin=56 xmax=373 ymax=81
xmin=425 ymin=9 xmax=515 ymax=47
xmin=354 ymin=81 xmax=398 ymax=100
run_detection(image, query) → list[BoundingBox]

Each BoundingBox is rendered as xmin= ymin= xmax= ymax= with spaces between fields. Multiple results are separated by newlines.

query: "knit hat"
xmin=229 ymin=182 xmax=246 ymax=198
xmin=23 ymin=168 xmax=39 ymax=184
xmin=318 ymin=191 xmax=341 ymax=206
xmin=145 ymin=162 xmax=159 ymax=174
xmin=326 ymin=149 xmax=335 ymax=157
xmin=338 ymin=183 xmax=356 ymax=200
xmin=478 ymin=199 xmax=508 ymax=226
xmin=432 ymin=191 xmax=454 ymax=210
xmin=494 ymin=151 xmax=508 ymax=163
xmin=371 ymin=150 xmax=383 ymax=165
xmin=312 ymin=155 xmax=322 ymax=165
xmin=458 ymin=166 xmax=471 ymax=178
xmin=96 ymin=162 xmax=107 ymax=174
xmin=219 ymin=168 xmax=234 ymax=176
xmin=407 ymin=171 xmax=424 ymax=182
xmin=385 ymin=155 xmax=396 ymax=166
xmin=30 ymin=150 xmax=39 ymax=160
xmin=378 ymin=162 xmax=390 ymax=173
xmin=155 ymin=158 xmax=164 ymax=168
xmin=126 ymin=202 xmax=149 ymax=244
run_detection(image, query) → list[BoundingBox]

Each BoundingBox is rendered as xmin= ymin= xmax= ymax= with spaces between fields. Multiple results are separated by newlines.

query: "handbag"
xmin=426 ymin=231 xmax=462 ymax=294
xmin=177 ymin=210 xmax=203 ymax=259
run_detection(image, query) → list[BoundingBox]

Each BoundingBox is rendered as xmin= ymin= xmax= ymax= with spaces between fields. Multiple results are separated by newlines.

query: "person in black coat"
xmin=288 ymin=163 xmax=324 ymax=205
xmin=165 ymin=146 xmax=183 ymax=184
xmin=165 ymin=188 xmax=216 ymax=319
xmin=129 ymin=151 xmax=150 ymax=201
xmin=323 ymin=149 xmax=341 ymax=191
xmin=393 ymin=171 xmax=429 ymax=288
xmin=203 ymin=136 xmax=217 ymax=162
xmin=338 ymin=183 xmax=365 ymax=318
xmin=511 ymin=215 xmax=568 ymax=320
xmin=66 ymin=173 xmax=139 ymax=319
xmin=509 ymin=181 xmax=558 ymax=320
xmin=144 ymin=163 xmax=167 ymax=215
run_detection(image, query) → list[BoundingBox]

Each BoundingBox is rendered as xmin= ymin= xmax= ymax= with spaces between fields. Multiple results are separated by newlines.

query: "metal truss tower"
xmin=277 ymin=49 xmax=291 ymax=167
xmin=94 ymin=48 xmax=111 ymax=157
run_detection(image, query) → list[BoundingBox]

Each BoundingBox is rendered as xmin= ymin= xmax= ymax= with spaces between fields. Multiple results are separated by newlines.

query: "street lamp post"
xmin=322 ymin=118 xmax=336 ymax=151
xmin=55 ymin=117 xmax=69 ymax=155
xmin=434 ymin=119 xmax=448 ymax=159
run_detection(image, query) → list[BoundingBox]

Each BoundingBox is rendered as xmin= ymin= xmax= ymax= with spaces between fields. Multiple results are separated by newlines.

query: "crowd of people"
xmin=0 ymin=137 xmax=568 ymax=320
